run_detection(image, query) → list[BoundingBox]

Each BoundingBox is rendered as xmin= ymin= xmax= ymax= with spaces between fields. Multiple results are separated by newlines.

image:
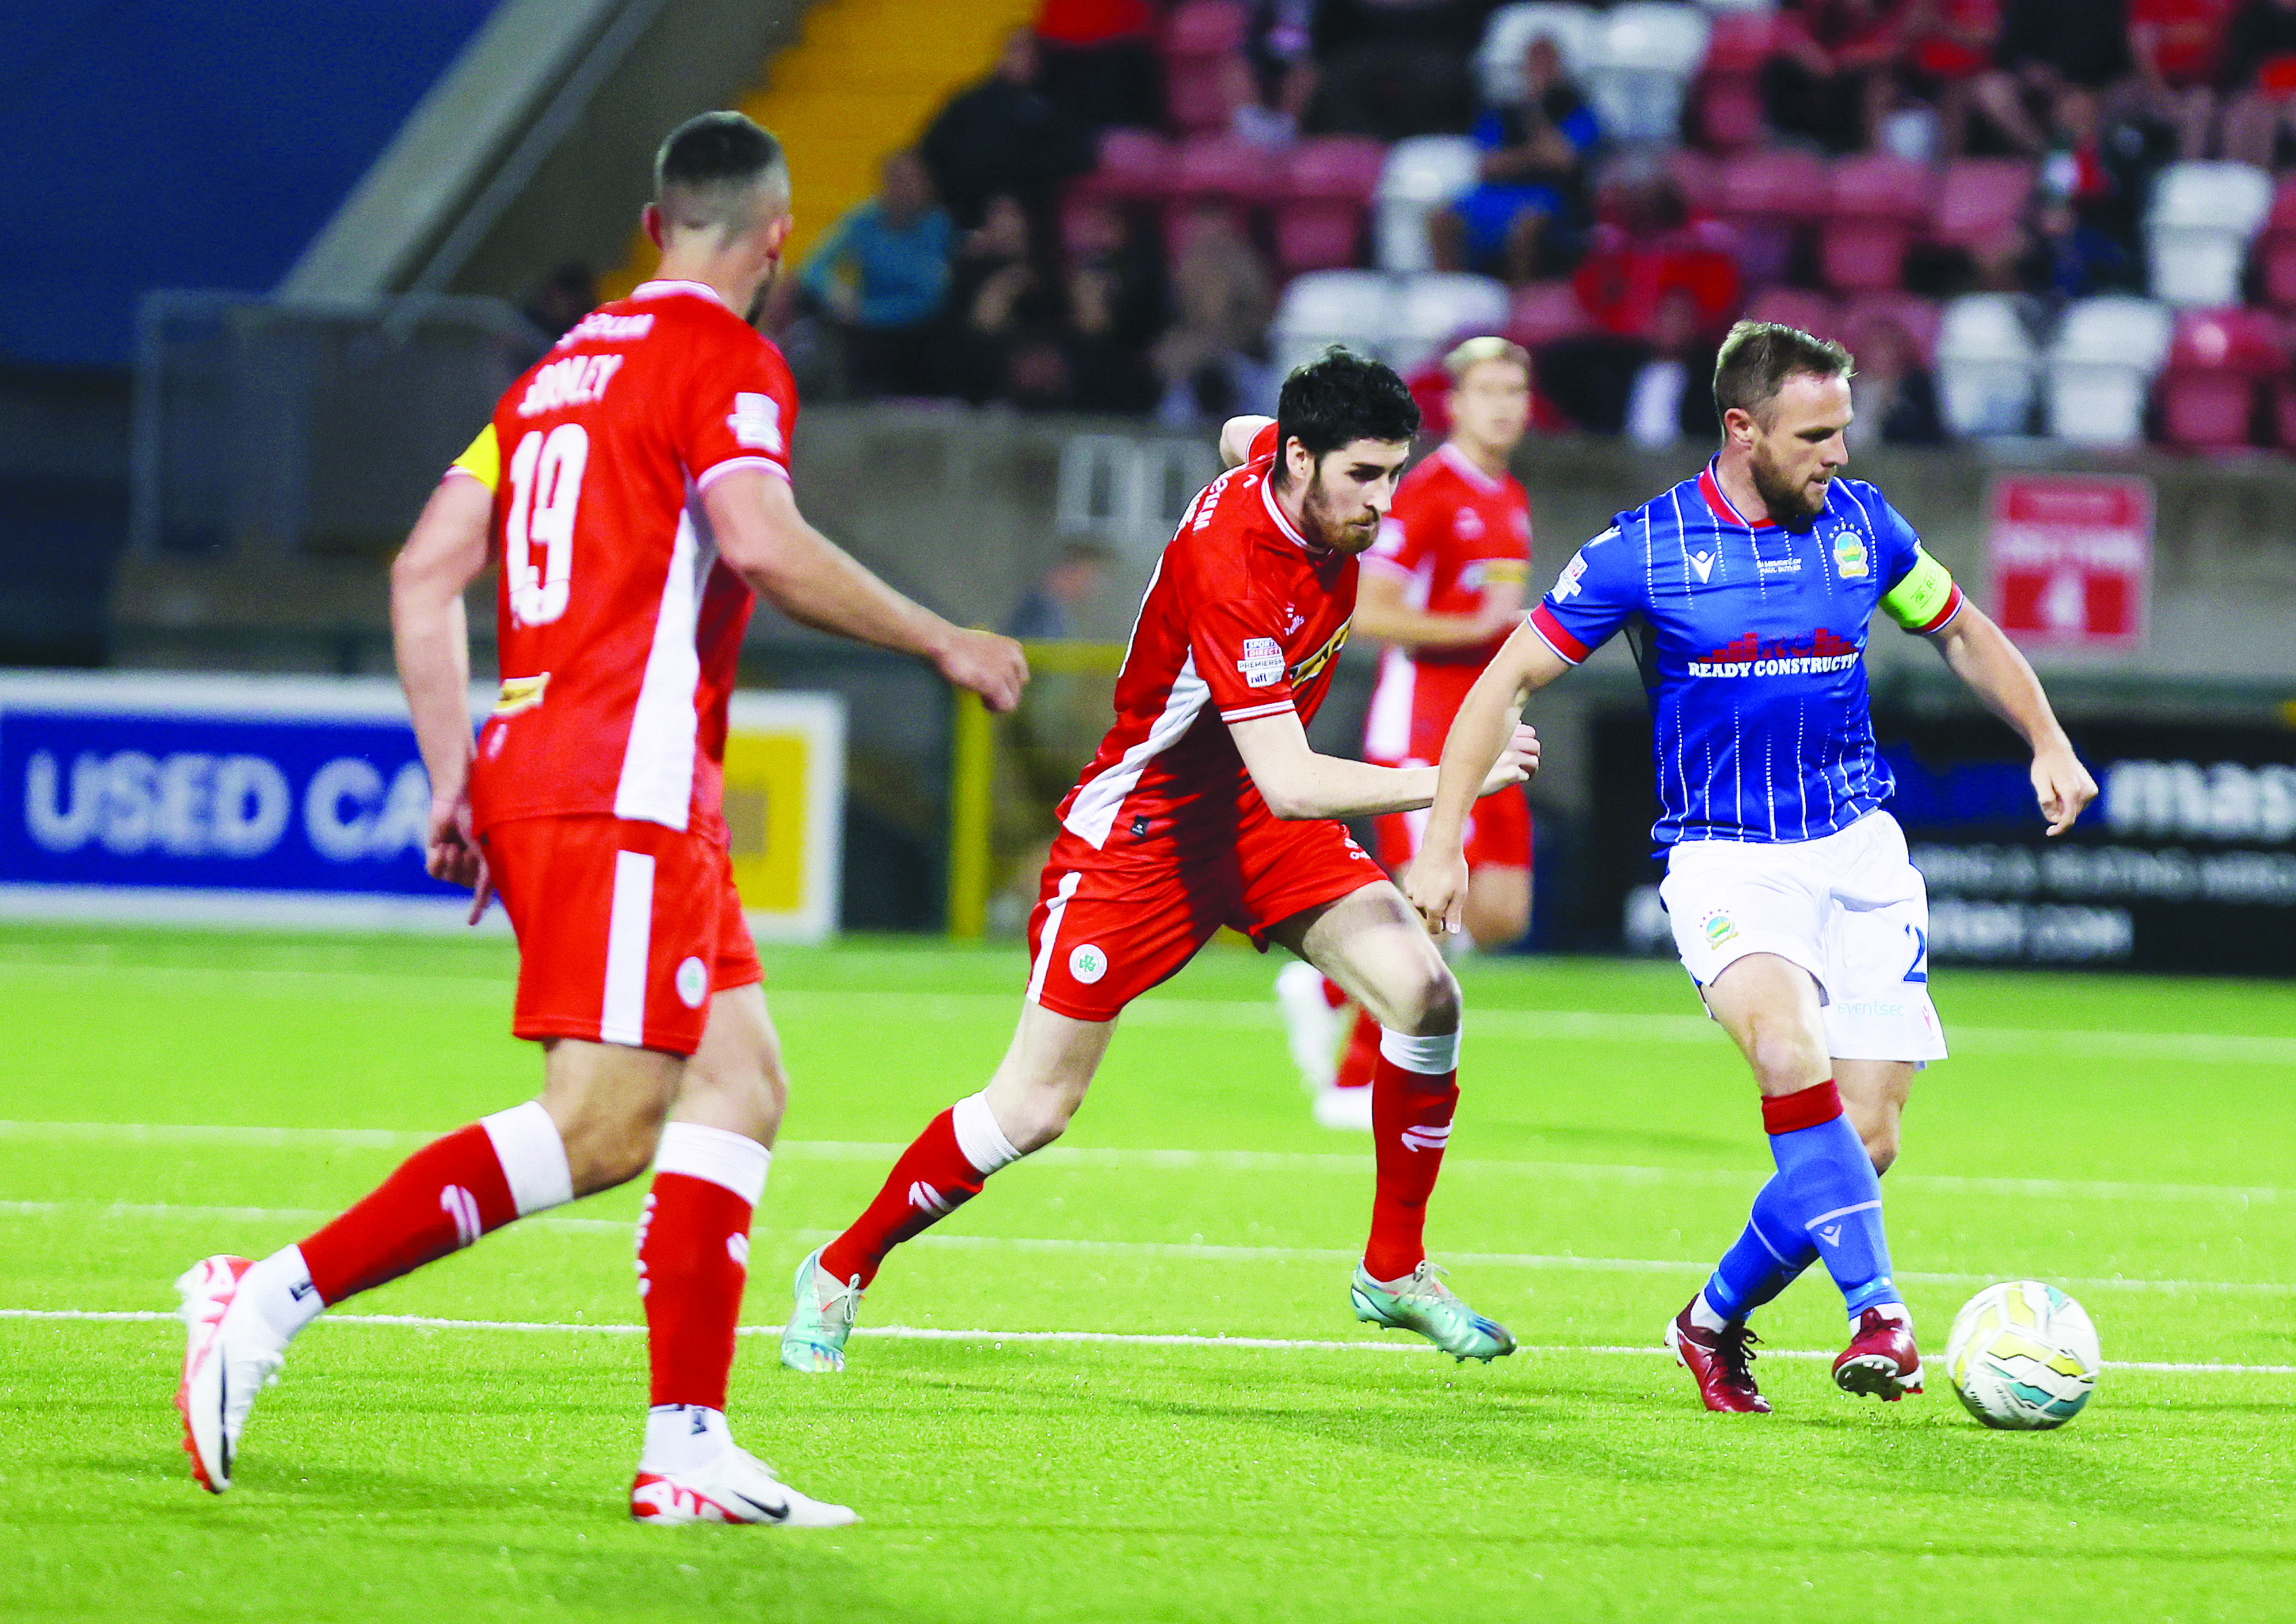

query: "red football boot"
xmin=1833 ymin=1307 xmax=1924 ymax=1400
xmin=1666 ymin=1300 xmax=1771 ymax=1413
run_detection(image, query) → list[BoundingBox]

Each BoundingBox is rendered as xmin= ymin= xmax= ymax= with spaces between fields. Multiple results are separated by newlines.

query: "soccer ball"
xmin=1943 ymin=1280 xmax=2101 ymax=1430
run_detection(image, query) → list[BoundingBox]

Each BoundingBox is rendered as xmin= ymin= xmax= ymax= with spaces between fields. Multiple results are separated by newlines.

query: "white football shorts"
xmin=1658 ymin=810 xmax=1947 ymax=1063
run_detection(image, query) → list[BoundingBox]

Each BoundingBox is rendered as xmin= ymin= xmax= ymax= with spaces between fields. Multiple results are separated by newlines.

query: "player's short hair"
xmin=1272 ymin=346 xmax=1421 ymax=488
xmin=653 ymin=111 xmax=790 ymax=239
xmin=1712 ymin=321 xmax=1853 ymax=425
xmin=1443 ymin=335 xmax=1531 ymax=385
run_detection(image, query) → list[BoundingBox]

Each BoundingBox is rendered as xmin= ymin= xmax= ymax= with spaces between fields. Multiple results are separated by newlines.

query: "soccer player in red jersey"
xmin=1276 ymin=338 xmax=1537 ymax=1129
xmin=172 ymin=113 xmax=1027 ymax=1524
xmin=778 ymin=349 xmax=1541 ymax=1372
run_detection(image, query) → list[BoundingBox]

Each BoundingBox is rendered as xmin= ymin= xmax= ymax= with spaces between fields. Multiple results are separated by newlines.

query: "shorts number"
xmin=1902 ymin=924 xmax=1929 ymax=984
xmin=504 ymin=423 xmax=588 ymax=626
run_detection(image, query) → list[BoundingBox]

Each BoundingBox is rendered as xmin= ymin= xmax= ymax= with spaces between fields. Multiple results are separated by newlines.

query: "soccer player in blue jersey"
xmin=1406 ymin=322 xmax=2097 ymax=1410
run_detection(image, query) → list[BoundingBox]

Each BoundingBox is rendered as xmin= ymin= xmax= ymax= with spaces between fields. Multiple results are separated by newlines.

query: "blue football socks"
xmin=1701 ymin=1175 xmax=1817 ymax=1322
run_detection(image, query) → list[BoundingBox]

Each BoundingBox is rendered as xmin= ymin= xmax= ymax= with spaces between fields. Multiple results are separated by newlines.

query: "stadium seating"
xmin=1272 ymin=270 xmax=1396 ymax=373
xmin=1273 ymin=138 xmax=1386 ymax=275
xmin=1746 ymin=287 xmax=1841 ymax=340
xmin=2146 ymin=162 xmax=2274 ymax=309
xmin=2255 ymin=176 xmax=2296 ymax=311
xmin=1840 ymin=290 xmax=1942 ymax=361
xmin=1506 ymin=279 xmax=1598 ymax=346
xmin=1476 ymin=3 xmax=1599 ymax=103
xmin=1082 ymin=127 xmax=1175 ymax=200
xmin=1715 ymin=148 xmax=1829 ymax=287
xmin=1163 ymin=3 xmax=1248 ymax=133
xmin=1935 ymin=294 xmax=2039 ymax=437
xmin=1581 ymin=3 xmax=1711 ymax=145
xmin=1375 ymin=136 xmax=1481 ymax=273
xmin=1388 ymin=272 xmax=1512 ymax=372
xmin=1822 ymin=154 xmax=1935 ymax=292
xmin=1932 ymin=159 xmax=2035 ymax=250
xmin=1689 ymin=12 xmax=1775 ymax=153
xmin=1662 ymin=147 xmax=1724 ymax=216
xmin=2158 ymin=306 xmax=2287 ymax=449
xmin=2043 ymin=296 xmax=2174 ymax=448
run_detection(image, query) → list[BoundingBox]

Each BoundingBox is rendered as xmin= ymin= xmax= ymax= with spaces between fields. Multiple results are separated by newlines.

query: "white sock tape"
xmin=1378 ymin=1027 xmax=1461 ymax=1075
xmin=653 ymin=1122 xmax=771 ymax=1208
xmin=951 ymin=1091 xmax=1023 ymax=1175
xmin=479 ymin=1100 xmax=574 ymax=1216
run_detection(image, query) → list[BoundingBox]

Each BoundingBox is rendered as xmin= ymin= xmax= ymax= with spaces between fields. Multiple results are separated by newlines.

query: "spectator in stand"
xmin=1431 ymin=37 xmax=1599 ymax=285
xmin=1005 ymin=542 xmax=1120 ymax=639
xmin=522 ymin=262 xmax=597 ymax=342
xmin=1765 ymin=0 xmax=1915 ymax=155
xmin=2122 ymin=0 xmax=2230 ymax=157
xmin=1312 ymin=0 xmax=1489 ymax=139
xmin=1226 ymin=54 xmax=1302 ymax=149
xmin=1572 ymin=155 xmax=1743 ymax=341
xmin=941 ymin=195 xmax=1066 ymax=405
xmin=1623 ymin=292 xmax=1724 ymax=448
xmin=1063 ymin=202 xmax=1166 ymax=414
xmin=2011 ymin=190 xmax=2134 ymax=296
xmin=1034 ymin=0 xmax=1164 ymax=132
xmin=1248 ymin=0 xmax=1324 ymax=136
xmin=1902 ymin=0 xmax=2004 ymax=158
xmin=1151 ymin=202 xmax=1278 ymax=426
xmin=1971 ymin=0 xmax=2135 ymax=156
xmin=1846 ymin=315 xmax=1946 ymax=445
xmin=2218 ymin=0 xmax=2296 ymax=165
xmin=797 ymin=149 xmax=955 ymax=398
xmin=920 ymin=27 xmax=1095 ymax=233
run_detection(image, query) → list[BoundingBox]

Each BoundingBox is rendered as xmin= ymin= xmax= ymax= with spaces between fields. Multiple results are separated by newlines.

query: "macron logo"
xmin=1689 ymin=551 xmax=1717 ymax=585
xmin=908 ymin=1182 xmax=955 ymax=1216
xmin=1819 ymin=1223 xmax=1842 ymax=1246
xmin=1399 ymin=1124 xmax=1451 ymax=1153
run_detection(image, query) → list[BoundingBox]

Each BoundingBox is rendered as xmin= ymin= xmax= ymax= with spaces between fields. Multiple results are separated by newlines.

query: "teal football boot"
xmin=1350 ymin=1261 xmax=1518 ymax=1362
xmin=780 ymin=1246 xmax=863 ymax=1374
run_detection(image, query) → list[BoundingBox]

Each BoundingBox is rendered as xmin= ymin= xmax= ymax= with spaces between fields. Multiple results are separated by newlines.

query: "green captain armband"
xmin=1881 ymin=547 xmax=1961 ymax=634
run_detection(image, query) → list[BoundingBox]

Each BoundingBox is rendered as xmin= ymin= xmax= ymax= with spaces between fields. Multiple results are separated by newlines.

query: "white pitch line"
xmin=5 ymin=957 xmax=2294 ymax=1067
xmin=0 ymin=1199 xmax=2283 ymax=1298
xmin=0 ymin=1120 xmax=2282 ymax=1206
xmin=4 ymin=1307 xmax=2290 ymax=1377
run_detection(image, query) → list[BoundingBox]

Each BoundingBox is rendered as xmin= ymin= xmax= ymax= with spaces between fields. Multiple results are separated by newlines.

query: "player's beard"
xmin=1748 ymin=439 xmax=1829 ymax=528
xmin=1300 ymin=470 xmax=1379 ymax=554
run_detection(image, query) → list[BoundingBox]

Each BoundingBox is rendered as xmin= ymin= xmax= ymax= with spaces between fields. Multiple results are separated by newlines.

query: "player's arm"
xmin=1218 ymin=415 xmax=1274 ymax=469
xmin=389 ymin=467 xmax=496 ymax=914
xmin=1925 ymin=601 xmax=2095 ymax=836
xmin=1405 ymin=623 xmax=1571 ymax=934
xmin=704 ymin=470 xmax=1028 ymax=711
xmin=1354 ymin=567 xmax=1527 ymax=653
xmin=1228 ymin=709 xmax=1537 ymax=822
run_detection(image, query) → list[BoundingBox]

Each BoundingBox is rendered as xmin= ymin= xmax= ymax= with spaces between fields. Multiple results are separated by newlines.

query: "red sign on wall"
xmin=1986 ymin=474 xmax=2152 ymax=650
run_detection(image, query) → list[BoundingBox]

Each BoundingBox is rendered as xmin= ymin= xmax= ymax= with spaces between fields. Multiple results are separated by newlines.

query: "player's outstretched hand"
xmin=1406 ymin=852 xmax=1472 ymax=937
xmin=2033 ymin=742 xmax=2097 ymax=837
xmin=426 ymin=791 xmax=494 ymax=924
xmin=938 ymin=628 xmax=1030 ymax=713
xmin=1477 ymin=724 xmax=1540 ymax=797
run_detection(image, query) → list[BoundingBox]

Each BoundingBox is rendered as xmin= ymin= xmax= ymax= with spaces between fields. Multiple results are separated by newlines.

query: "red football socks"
xmin=300 ymin=1101 xmax=573 ymax=1305
xmin=1363 ymin=1029 xmax=1462 ymax=1281
xmin=638 ymin=1123 xmax=770 ymax=1411
xmin=819 ymin=1093 xmax=1022 ymax=1288
xmin=1334 ymin=1006 xmax=1382 ymax=1093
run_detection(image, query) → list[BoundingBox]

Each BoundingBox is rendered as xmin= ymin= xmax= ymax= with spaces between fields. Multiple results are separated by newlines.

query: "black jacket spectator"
xmin=920 ymin=29 xmax=1094 ymax=232
xmin=1996 ymin=0 xmax=2133 ymax=86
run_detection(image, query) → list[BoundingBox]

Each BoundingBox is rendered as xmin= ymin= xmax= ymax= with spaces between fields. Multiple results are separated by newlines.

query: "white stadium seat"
xmin=2146 ymin=161 xmax=2274 ymax=308
xmin=1272 ymin=270 xmax=1398 ymax=374
xmin=1935 ymin=294 xmax=2039 ymax=437
xmin=1476 ymin=3 xmax=1599 ymax=104
xmin=1386 ymin=272 xmax=1512 ymax=373
xmin=1374 ymin=136 xmax=1483 ymax=273
xmin=2044 ymin=295 xmax=2174 ymax=447
xmin=1581 ymin=3 xmax=1710 ymax=144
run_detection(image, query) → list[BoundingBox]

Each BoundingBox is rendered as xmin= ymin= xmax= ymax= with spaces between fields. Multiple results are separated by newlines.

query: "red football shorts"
xmin=1373 ymin=780 xmax=1532 ymax=878
xmin=479 ymin=814 xmax=762 ymax=1057
xmin=1025 ymin=806 xmax=1382 ymax=1022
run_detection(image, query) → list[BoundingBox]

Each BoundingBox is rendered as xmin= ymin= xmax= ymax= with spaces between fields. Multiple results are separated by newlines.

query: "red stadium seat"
xmin=2259 ymin=231 xmax=2296 ymax=311
xmin=1272 ymin=138 xmax=1386 ymax=273
xmin=1165 ymin=0 xmax=1247 ymax=57
xmin=1692 ymin=75 xmax=1766 ymax=153
xmin=1661 ymin=148 xmax=1724 ymax=216
xmin=1171 ymin=134 xmax=1281 ymax=201
xmin=2156 ymin=309 xmax=2282 ymax=448
xmin=2158 ymin=371 xmax=2256 ymax=448
xmin=1166 ymin=52 xmax=1246 ymax=134
xmin=1746 ymin=287 xmax=1842 ymax=340
xmin=1933 ymin=159 xmax=2035 ymax=250
xmin=1701 ymin=11 xmax=1779 ymax=73
xmin=1504 ymin=279 xmax=1597 ymax=347
xmin=1841 ymin=291 xmax=1943 ymax=362
xmin=1718 ymin=149 xmax=1831 ymax=221
xmin=1830 ymin=154 xmax=1937 ymax=223
xmin=1083 ymin=128 xmax=1175 ymax=199
xmin=2168 ymin=306 xmax=2287 ymax=375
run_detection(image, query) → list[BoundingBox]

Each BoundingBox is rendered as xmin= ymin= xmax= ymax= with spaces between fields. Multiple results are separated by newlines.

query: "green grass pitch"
xmin=1 ymin=923 xmax=2291 ymax=1622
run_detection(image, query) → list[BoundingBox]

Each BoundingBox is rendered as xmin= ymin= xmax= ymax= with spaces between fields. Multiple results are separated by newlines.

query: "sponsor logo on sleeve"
xmin=1237 ymin=636 xmax=1287 ymax=688
xmin=1554 ymin=551 xmax=1591 ymax=601
xmin=727 ymin=392 xmax=784 ymax=452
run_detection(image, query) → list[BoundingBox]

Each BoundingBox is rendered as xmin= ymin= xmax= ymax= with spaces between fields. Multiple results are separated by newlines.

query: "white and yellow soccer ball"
xmin=1943 ymin=1280 xmax=2101 ymax=1430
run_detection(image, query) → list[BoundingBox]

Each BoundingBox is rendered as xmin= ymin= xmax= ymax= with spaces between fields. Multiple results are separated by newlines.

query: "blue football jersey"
xmin=1530 ymin=460 xmax=1962 ymax=848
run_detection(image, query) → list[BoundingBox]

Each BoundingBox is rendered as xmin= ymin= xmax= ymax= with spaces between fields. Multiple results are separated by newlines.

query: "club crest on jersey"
xmin=1832 ymin=530 xmax=1870 ymax=578
xmin=1237 ymin=637 xmax=1286 ymax=688
xmin=1453 ymin=506 xmax=1485 ymax=540
xmin=1287 ymin=617 xmax=1351 ymax=686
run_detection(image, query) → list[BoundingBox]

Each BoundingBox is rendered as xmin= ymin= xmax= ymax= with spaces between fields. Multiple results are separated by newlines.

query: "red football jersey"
xmin=1361 ymin=442 xmax=1532 ymax=764
xmin=450 ymin=280 xmax=799 ymax=839
xmin=1057 ymin=424 xmax=1356 ymax=858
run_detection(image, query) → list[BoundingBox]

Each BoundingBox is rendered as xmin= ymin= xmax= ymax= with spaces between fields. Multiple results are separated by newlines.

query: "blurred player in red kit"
xmin=1276 ymin=337 xmax=1536 ymax=1130
xmin=777 ymin=349 xmax=1540 ymax=1375
xmin=171 ymin=113 xmax=1026 ymax=1526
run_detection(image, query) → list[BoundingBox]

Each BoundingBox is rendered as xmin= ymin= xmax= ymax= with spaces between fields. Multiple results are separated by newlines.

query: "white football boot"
xmin=1274 ymin=960 xmax=1340 ymax=1094
xmin=1312 ymin=1082 xmax=1375 ymax=1131
xmin=631 ymin=1446 xmax=859 ymax=1527
xmin=174 ymin=1254 xmax=287 ymax=1492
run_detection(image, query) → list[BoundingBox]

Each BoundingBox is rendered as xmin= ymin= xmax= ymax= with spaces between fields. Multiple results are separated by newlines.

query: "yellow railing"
xmin=945 ymin=639 xmax=1125 ymax=938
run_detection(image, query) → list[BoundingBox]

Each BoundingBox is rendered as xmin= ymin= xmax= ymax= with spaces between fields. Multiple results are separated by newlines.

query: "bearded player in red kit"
xmin=777 ymin=349 xmax=1541 ymax=1374
xmin=171 ymin=113 xmax=1026 ymax=1526
xmin=1276 ymin=337 xmax=1536 ymax=1129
